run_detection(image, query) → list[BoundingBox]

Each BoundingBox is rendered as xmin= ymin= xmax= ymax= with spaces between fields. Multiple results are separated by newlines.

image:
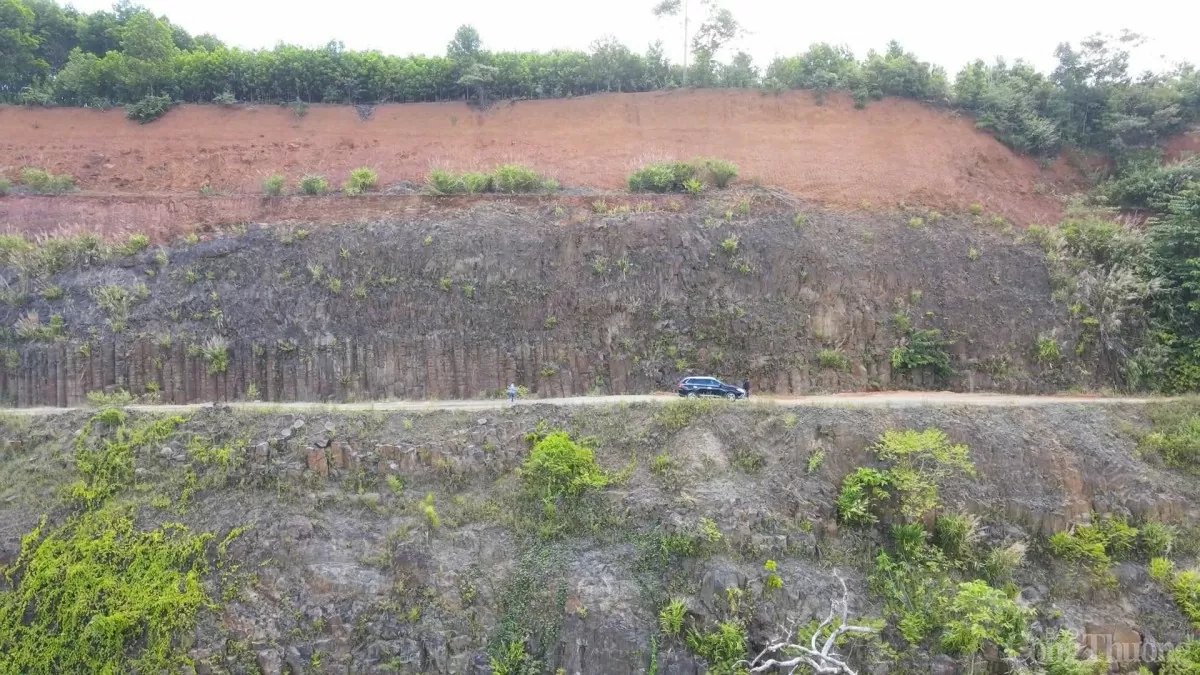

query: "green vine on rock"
xmin=0 ymin=409 xmax=234 ymax=674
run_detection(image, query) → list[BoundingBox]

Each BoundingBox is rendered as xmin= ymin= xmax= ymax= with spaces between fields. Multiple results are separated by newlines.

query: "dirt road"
xmin=7 ymin=391 xmax=1167 ymax=417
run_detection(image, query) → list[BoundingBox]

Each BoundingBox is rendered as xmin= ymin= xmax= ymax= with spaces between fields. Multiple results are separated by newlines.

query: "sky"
xmin=64 ymin=0 xmax=1200 ymax=76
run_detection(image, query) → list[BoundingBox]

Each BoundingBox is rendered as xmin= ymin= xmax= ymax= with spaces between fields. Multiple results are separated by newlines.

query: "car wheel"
xmin=687 ymin=392 xmax=697 ymax=399
xmin=726 ymin=392 xmax=737 ymax=400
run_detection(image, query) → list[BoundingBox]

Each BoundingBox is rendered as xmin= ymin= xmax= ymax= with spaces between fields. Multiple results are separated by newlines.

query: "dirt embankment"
xmin=0 ymin=90 xmax=1078 ymax=227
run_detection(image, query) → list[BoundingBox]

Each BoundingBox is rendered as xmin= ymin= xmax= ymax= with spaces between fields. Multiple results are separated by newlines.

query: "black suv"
xmin=676 ymin=376 xmax=746 ymax=400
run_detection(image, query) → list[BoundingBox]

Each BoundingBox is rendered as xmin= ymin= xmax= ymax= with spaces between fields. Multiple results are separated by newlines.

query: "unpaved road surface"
xmin=8 ymin=391 xmax=1168 ymax=417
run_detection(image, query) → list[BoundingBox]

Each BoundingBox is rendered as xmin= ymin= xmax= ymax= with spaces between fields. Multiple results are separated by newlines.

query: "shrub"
xmin=0 ymin=507 xmax=214 ymax=673
xmin=659 ymin=598 xmax=686 ymax=636
xmin=427 ymin=169 xmax=466 ymax=195
xmin=940 ymin=580 xmax=1031 ymax=657
xmin=0 ymin=179 xmax=11 ymax=195
xmin=806 ymin=449 xmax=825 ymax=474
xmin=1164 ymin=641 xmax=1200 ymax=675
xmin=891 ymin=327 xmax=953 ymax=377
xmin=1036 ymin=334 xmax=1062 ymax=363
xmin=1048 ymin=515 xmax=1136 ymax=580
xmin=817 ymin=349 xmax=850 ymax=371
xmin=628 ymin=161 xmax=696 ymax=193
xmin=982 ymin=542 xmax=1027 ymax=585
xmin=21 ymin=168 xmax=75 ymax=194
xmin=720 ymin=236 xmax=738 ymax=254
xmin=698 ymin=158 xmax=739 ymax=188
xmin=491 ymin=164 xmax=542 ymax=193
xmin=422 ymin=493 xmax=440 ymax=529
xmin=685 ymin=620 xmax=747 ymax=673
xmin=299 ymin=175 xmax=329 ymax=195
xmin=1038 ymin=629 xmax=1108 ymax=675
xmin=873 ymin=428 xmax=975 ymax=521
xmin=120 ymin=233 xmax=150 ymax=256
xmin=200 ymin=336 xmax=230 ymax=374
xmin=1149 ymin=559 xmax=1200 ymax=630
xmin=1140 ymin=521 xmax=1176 ymax=557
xmin=212 ymin=91 xmax=237 ymax=105
xmin=933 ymin=513 xmax=980 ymax=560
xmin=682 ymin=178 xmax=705 ymax=195
xmin=344 ymin=167 xmax=379 ymax=194
xmin=124 ymin=94 xmax=173 ymax=124
xmin=463 ymin=171 xmax=492 ymax=194
xmin=520 ymin=431 xmax=609 ymax=500
xmin=1139 ymin=407 xmax=1200 ymax=472
xmin=263 ymin=174 xmax=286 ymax=196
xmin=836 ymin=467 xmax=891 ymax=526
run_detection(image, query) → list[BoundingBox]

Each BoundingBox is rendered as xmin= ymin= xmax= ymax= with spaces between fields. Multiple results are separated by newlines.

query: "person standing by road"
xmin=742 ymin=378 xmax=750 ymax=399
xmin=507 ymin=383 xmax=518 ymax=403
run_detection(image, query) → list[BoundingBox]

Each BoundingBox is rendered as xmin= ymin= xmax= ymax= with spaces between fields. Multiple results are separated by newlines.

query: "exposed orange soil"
xmin=1165 ymin=127 xmax=1200 ymax=160
xmin=0 ymin=89 xmax=1079 ymax=230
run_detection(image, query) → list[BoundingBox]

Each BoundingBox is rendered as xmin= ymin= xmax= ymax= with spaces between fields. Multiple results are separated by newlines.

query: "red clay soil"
xmin=0 ymin=89 xmax=1078 ymax=229
xmin=1165 ymin=128 xmax=1200 ymax=160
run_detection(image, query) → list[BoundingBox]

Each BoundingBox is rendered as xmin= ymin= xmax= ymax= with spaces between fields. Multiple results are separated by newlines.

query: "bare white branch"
xmin=741 ymin=570 xmax=876 ymax=675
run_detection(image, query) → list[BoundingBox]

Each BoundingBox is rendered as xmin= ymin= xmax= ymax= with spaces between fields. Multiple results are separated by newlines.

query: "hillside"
xmin=0 ymin=192 xmax=1106 ymax=407
xmin=0 ymin=91 xmax=1077 ymax=228
xmin=1 ymin=400 xmax=1198 ymax=673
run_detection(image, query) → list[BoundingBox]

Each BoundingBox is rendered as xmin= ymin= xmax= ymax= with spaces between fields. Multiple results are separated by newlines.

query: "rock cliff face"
xmin=0 ymin=194 xmax=1099 ymax=406
xmin=1 ymin=401 xmax=1195 ymax=673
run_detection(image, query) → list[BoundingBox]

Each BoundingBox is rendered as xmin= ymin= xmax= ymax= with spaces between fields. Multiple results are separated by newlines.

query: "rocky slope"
xmin=0 ymin=192 xmax=1100 ymax=406
xmin=1 ymin=399 xmax=1197 ymax=673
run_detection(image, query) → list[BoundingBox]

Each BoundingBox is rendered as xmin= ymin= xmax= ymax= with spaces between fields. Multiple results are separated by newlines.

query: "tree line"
xmin=2 ymin=1 xmax=1198 ymax=162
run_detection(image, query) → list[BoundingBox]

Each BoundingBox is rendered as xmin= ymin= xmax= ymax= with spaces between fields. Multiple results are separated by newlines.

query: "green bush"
xmin=120 ymin=233 xmax=150 ymax=256
xmin=890 ymin=326 xmax=953 ymax=377
xmin=520 ymin=431 xmax=609 ymax=500
xmin=463 ymin=171 xmax=492 ymax=194
xmin=0 ymin=178 xmax=11 ymax=196
xmin=933 ymin=513 xmax=979 ymax=560
xmin=872 ymin=428 xmax=975 ymax=521
xmin=628 ymin=161 xmax=696 ymax=193
xmin=21 ymin=168 xmax=75 ymax=194
xmin=1164 ymin=640 xmax=1200 ymax=675
xmin=299 ymin=175 xmax=329 ymax=195
xmin=682 ymin=178 xmax=705 ymax=195
xmin=684 ymin=620 xmax=747 ymax=673
xmin=343 ymin=167 xmax=379 ymax=194
xmin=1139 ymin=521 xmax=1176 ymax=557
xmin=491 ymin=164 xmax=542 ymax=193
xmin=1047 ymin=515 xmax=1136 ymax=580
xmin=1139 ymin=406 xmax=1200 ymax=472
xmin=940 ymin=580 xmax=1031 ymax=657
xmin=836 ymin=467 xmax=890 ymax=526
xmin=981 ymin=542 xmax=1027 ymax=585
xmin=427 ymin=168 xmax=466 ymax=195
xmin=698 ymin=158 xmax=739 ymax=188
xmin=124 ymin=94 xmax=174 ymax=124
xmin=1037 ymin=629 xmax=1108 ymax=675
xmin=212 ymin=91 xmax=237 ymax=105
xmin=817 ymin=349 xmax=850 ymax=371
xmin=263 ymin=174 xmax=286 ymax=196
xmin=1149 ymin=559 xmax=1200 ymax=630
xmin=0 ymin=507 xmax=214 ymax=673
xmin=1098 ymin=158 xmax=1200 ymax=213
xmin=659 ymin=598 xmax=686 ymax=636
xmin=1036 ymin=334 xmax=1062 ymax=363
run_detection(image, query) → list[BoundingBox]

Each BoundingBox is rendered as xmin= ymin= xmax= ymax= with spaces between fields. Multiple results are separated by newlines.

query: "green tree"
xmin=0 ymin=0 xmax=46 ymax=91
xmin=447 ymin=24 xmax=481 ymax=63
